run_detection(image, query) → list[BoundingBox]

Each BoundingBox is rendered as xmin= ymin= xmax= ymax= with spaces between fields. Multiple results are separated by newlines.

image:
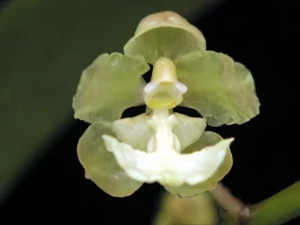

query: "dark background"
xmin=0 ymin=0 xmax=299 ymax=224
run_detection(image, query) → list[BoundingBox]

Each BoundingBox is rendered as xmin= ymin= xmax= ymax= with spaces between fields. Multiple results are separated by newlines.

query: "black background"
xmin=1 ymin=0 xmax=299 ymax=224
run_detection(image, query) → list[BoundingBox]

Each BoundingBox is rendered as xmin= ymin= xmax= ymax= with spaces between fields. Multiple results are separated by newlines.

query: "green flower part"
xmin=72 ymin=53 xmax=150 ymax=123
xmin=78 ymin=112 xmax=233 ymax=197
xmin=124 ymin=11 xmax=206 ymax=64
xmin=123 ymin=11 xmax=260 ymax=126
xmin=77 ymin=122 xmax=143 ymax=197
xmin=175 ymin=51 xmax=260 ymax=126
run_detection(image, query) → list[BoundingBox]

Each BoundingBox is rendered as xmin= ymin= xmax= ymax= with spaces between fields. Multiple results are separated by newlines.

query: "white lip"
xmin=103 ymin=114 xmax=233 ymax=187
xmin=102 ymin=134 xmax=233 ymax=186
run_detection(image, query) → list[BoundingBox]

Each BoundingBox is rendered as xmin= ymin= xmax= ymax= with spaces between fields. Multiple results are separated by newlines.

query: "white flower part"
xmin=175 ymin=81 xmax=188 ymax=94
xmin=144 ymin=81 xmax=187 ymax=95
xmin=144 ymin=82 xmax=158 ymax=95
xmin=102 ymin=113 xmax=234 ymax=187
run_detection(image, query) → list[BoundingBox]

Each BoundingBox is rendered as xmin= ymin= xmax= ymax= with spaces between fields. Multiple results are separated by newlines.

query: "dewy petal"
xmin=112 ymin=113 xmax=154 ymax=151
xmin=102 ymin=134 xmax=233 ymax=189
xmin=72 ymin=53 xmax=150 ymax=124
xmin=172 ymin=112 xmax=207 ymax=151
xmin=77 ymin=122 xmax=143 ymax=197
xmin=124 ymin=11 xmax=206 ymax=64
xmin=175 ymin=51 xmax=260 ymax=127
xmin=165 ymin=131 xmax=233 ymax=198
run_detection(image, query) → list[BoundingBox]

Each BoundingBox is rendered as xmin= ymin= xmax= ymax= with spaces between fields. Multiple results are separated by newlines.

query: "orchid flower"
xmin=72 ymin=11 xmax=260 ymax=197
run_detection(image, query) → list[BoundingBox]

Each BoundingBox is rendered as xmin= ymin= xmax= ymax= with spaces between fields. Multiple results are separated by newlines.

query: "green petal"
xmin=77 ymin=122 xmax=143 ymax=197
xmin=175 ymin=51 xmax=260 ymax=126
xmin=112 ymin=113 xmax=153 ymax=151
xmin=172 ymin=113 xmax=207 ymax=151
xmin=164 ymin=132 xmax=233 ymax=198
xmin=124 ymin=11 xmax=206 ymax=64
xmin=73 ymin=53 xmax=150 ymax=123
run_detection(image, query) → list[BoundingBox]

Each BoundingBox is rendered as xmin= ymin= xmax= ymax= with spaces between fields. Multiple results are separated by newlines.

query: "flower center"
xmin=146 ymin=111 xmax=181 ymax=154
xmin=144 ymin=57 xmax=187 ymax=110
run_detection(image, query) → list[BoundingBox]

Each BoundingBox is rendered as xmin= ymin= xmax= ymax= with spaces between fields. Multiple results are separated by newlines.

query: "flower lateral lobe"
xmin=102 ymin=112 xmax=234 ymax=193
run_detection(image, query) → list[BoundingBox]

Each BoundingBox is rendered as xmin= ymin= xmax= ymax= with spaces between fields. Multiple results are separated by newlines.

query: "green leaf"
xmin=164 ymin=132 xmax=233 ymax=198
xmin=175 ymin=51 xmax=260 ymax=126
xmin=77 ymin=122 xmax=142 ymax=197
xmin=72 ymin=52 xmax=150 ymax=123
xmin=124 ymin=11 xmax=206 ymax=64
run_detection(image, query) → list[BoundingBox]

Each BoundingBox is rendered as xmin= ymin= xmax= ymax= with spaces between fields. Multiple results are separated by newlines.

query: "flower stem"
xmin=210 ymin=181 xmax=300 ymax=225
xmin=248 ymin=181 xmax=300 ymax=225
xmin=210 ymin=183 xmax=250 ymax=223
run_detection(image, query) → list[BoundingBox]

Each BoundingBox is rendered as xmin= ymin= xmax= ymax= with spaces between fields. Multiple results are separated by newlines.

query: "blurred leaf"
xmin=248 ymin=181 xmax=300 ymax=225
xmin=0 ymin=0 xmax=225 ymax=203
